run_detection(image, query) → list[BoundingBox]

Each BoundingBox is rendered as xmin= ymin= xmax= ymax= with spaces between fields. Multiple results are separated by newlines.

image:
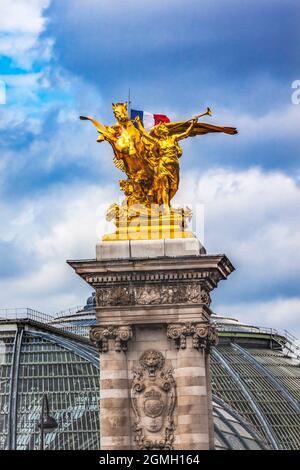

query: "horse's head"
xmin=112 ymin=102 xmax=128 ymax=125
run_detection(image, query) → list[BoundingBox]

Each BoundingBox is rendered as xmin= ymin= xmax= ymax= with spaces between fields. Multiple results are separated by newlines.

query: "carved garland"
xmin=167 ymin=322 xmax=218 ymax=351
xmin=131 ymin=350 xmax=176 ymax=450
xmin=90 ymin=325 xmax=132 ymax=352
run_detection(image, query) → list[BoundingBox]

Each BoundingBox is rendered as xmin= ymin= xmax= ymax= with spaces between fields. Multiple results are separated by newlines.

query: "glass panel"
xmin=16 ymin=333 xmax=100 ymax=450
xmin=0 ymin=333 xmax=15 ymax=450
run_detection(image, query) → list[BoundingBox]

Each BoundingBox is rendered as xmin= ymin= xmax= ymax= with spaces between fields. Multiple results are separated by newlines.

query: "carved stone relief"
xmin=96 ymin=284 xmax=211 ymax=307
xmin=131 ymin=350 xmax=176 ymax=450
xmin=90 ymin=325 xmax=132 ymax=352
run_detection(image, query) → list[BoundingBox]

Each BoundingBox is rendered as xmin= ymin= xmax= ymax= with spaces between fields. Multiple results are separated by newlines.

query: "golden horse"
xmin=80 ymin=102 xmax=154 ymax=201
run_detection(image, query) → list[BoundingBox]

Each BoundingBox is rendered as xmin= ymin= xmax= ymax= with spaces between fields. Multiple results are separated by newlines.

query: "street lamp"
xmin=38 ymin=394 xmax=58 ymax=450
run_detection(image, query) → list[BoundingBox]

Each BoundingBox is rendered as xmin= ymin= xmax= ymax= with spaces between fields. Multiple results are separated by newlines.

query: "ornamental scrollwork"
xmin=131 ymin=350 xmax=176 ymax=450
xmin=90 ymin=325 xmax=132 ymax=352
xmin=167 ymin=322 xmax=218 ymax=351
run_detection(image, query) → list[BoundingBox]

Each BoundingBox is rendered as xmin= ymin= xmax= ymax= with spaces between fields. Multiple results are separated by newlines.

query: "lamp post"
xmin=38 ymin=394 xmax=58 ymax=450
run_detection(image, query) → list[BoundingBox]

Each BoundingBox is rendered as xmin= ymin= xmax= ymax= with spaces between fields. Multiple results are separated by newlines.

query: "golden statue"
xmin=80 ymin=102 xmax=237 ymax=240
xmin=135 ymin=116 xmax=199 ymax=207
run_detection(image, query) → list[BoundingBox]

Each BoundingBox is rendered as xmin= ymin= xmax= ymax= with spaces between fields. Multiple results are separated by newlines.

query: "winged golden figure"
xmin=135 ymin=108 xmax=237 ymax=207
xmin=161 ymin=108 xmax=237 ymax=137
xmin=80 ymin=103 xmax=237 ymax=240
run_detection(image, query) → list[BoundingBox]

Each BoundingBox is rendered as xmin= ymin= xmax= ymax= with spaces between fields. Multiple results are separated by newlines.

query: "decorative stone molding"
xmin=96 ymin=284 xmax=211 ymax=307
xmin=88 ymin=270 xmax=210 ymax=284
xmin=131 ymin=350 xmax=176 ymax=450
xmin=90 ymin=325 xmax=133 ymax=352
xmin=167 ymin=322 xmax=218 ymax=351
xmin=68 ymin=254 xmax=235 ymax=300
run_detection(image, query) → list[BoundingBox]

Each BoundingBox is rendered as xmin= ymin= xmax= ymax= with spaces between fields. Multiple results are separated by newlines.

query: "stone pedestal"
xmin=68 ymin=239 xmax=234 ymax=450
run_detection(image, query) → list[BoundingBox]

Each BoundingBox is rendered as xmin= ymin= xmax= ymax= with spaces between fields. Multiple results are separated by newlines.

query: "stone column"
xmin=68 ymin=238 xmax=234 ymax=450
xmin=90 ymin=326 xmax=133 ymax=450
xmin=167 ymin=323 xmax=218 ymax=450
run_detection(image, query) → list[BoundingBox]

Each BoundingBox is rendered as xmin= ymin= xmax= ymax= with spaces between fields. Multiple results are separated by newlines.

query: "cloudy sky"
xmin=0 ymin=0 xmax=299 ymax=335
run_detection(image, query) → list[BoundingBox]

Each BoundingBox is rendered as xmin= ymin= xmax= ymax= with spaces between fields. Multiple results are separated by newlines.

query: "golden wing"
xmin=80 ymin=115 xmax=127 ymax=174
xmin=79 ymin=115 xmax=108 ymax=135
xmin=113 ymin=156 xmax=127 ymax=173
xmin=161 ymin=121 xmax=238 ymax=137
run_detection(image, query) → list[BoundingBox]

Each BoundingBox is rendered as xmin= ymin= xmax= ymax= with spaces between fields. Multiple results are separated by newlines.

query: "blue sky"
xmin=0 ymin=0 xmax=300 ymax=335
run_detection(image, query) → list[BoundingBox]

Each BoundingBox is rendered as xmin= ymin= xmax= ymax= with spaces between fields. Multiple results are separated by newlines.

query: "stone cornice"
xmin=67 ymin=254 xmax=234 ymax=273
xmin=67 ymin=254 xmax=235 ymax=292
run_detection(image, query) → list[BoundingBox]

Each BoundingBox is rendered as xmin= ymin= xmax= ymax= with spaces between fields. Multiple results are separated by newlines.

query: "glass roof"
xmin=213 ymin=398 xmax=268 ymax=450
xmin=1 ymin=308 xmax=300 ymax=451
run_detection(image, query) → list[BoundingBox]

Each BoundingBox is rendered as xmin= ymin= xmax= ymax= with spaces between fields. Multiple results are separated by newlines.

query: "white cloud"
xmin=0 ymin=80 xmax=6 ymax=105
xmin=0 ymin=0 xmax=53 ymax=139
xmin=0 ymin=0 xmax=50 ymax=33
xmin=0 ymin=34 xmax=53 ymax=68
xmin=0 ymin=0 xmax=52 ymax=68
xmin=167 ymin=95 xmax=300 ymax=144
xmin=216 ymin=297 xmax=300 ymax=336
xmin=178 ymin=167 xmax=300 ymax=269
xmin=0 ymin=182 xmax=117 ymax=312
xmin=0 ymin=73 xmax=45 ymax=121
xmin=217 ymin=103 xmax=300 ymax=141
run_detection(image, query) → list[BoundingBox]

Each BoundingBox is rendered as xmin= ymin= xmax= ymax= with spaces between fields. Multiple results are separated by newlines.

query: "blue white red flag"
xmin=130 ymin=109 xmax=170 ymax=131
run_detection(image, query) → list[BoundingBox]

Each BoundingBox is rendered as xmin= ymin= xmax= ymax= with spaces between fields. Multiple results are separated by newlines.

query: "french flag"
xmin=130 ymin=109 xmax=170 ymax=131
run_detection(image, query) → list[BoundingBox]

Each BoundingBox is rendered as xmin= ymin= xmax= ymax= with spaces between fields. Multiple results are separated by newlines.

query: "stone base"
xmin=96 ymin=237 xmax=206 ymax=260
xmin=102 ymin=204 xmax=193 ymax=241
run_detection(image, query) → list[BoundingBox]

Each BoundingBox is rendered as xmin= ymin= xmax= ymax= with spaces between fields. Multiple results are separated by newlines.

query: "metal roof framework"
xmin=0 ymin=319 xmax=270 ymax=451
xmin=211 ymin=344 xmax=300 ymax=450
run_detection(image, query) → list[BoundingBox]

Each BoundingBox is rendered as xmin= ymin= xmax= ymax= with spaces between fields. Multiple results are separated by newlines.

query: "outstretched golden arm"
xmin=79 ymin=115 xmax=118 ymax=142
xmin=174 ymin=117 xmax=198 ymax=141
xmin=162 ymin=107 xmax=237 ymax=137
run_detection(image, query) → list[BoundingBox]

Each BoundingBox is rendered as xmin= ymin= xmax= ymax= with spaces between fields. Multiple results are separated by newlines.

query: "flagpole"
xmin=128 ymin=88 xmax=131 ymax=118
